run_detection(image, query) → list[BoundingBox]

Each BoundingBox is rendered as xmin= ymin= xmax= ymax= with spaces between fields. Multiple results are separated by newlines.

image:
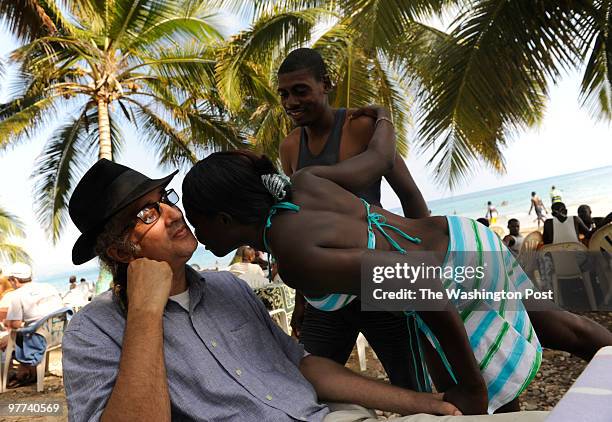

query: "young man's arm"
xmin=299 ymin=355 xmax=460 ymax=416
xmin=296 ymin=107 xmax=396 ymax=194
xmin=384 ymin=156 xmax=429 ymax=218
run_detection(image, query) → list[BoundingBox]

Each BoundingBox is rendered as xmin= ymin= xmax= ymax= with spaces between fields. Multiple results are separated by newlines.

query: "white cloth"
xmin=78 ymin=282 xmax=92 ymax=299
xmin=0 ymin=290 xmax=16 ymax=308
xmin=508 ymin=234 xmax=524 ymax=255
xmin=63 ymin=289 xmax=89 ymax=308
xmin=553 ymin=216 xmax=579 ymax=244
xmin=228 ymin=262 xmax=265 ymax=277
xmin=323 ymin=403 xmax=548 ymax=422
xmin=169 ymin=289 xmax=190 ymax=312
xmin=6 ymin=282 xmax=64 ymax=325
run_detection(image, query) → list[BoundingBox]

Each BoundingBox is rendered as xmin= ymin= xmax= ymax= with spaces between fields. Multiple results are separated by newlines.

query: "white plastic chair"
xmin=1 ymin=307 xmax=72 ymax=393
xmin=356 ymin=333 xmax=369 ymax=371
xmin=268 ymin=309 xmax=290 ymax=335
xmin=541 ymin=243 xmax=597 ymax=310
xmin=589 ymin=223 xmax=612 ymax=305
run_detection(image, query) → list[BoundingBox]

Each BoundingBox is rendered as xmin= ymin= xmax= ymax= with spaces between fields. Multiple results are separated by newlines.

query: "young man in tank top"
xmin=278 ymin=48 xmax=429 ymax=390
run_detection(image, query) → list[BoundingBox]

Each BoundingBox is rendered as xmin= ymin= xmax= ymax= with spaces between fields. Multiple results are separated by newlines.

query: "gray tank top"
xmin=296 ymin=108 xmax=382 ymax=206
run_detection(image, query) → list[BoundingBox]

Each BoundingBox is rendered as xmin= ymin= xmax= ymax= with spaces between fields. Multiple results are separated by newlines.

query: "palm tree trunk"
xmin=97 ymin=97 xmax=112 ymax=160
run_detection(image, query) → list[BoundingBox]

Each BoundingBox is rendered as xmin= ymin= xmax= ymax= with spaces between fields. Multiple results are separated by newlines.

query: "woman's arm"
xmin=293 ymin=107 xmax=396 ymax=194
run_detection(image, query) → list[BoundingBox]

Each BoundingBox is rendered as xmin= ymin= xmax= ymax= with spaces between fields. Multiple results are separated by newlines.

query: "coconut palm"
xmin=0 ymin=205 xmax=30 ymax=265
xmin=214 ymin=1 xmax=427 ymax=159
xmin=0 ymin=0 xmax=246 ymax=242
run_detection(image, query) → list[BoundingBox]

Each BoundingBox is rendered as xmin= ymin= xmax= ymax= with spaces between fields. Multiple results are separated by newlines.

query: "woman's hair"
xmin=183 ymin=150 xmax=290 ymax=224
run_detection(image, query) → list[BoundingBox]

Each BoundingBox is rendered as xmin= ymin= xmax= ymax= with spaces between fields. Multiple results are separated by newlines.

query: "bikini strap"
xmin=262 ymin=201 xmax=300 ymax=280
xmin=360 ymin=199 xmax=421 ymax=253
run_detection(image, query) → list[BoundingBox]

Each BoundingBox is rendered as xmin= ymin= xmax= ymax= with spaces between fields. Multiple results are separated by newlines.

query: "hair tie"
xmin=261 ymin=173 xmax=290 ymax=201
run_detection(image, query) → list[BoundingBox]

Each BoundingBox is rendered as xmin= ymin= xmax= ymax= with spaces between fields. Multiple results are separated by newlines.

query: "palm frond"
xmin=577 ymin=1 xmax=612 ymax=120
xmin=0 ymin=206 xmax=26 ymax=238
xmin=31 ymin=108 xmax=92 ymax=242
xmin=0 ymin=242 xmax=31 ymax=265
xmin=215 ymin=8 xmax=322 ymax=111
xmin=0 ymin=95 xmax=60 ymax=151
xmin=415 ymin=0 xmax=582 ymax=186
xmin=127 ymin=98 xmax=197 ymax=167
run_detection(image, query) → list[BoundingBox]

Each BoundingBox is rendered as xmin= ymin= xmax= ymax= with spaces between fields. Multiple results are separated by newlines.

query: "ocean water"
xmin=39 ymin=166 xmax=612 ymax=292
xmin=420 ymin=165 xmax=612 ymax=225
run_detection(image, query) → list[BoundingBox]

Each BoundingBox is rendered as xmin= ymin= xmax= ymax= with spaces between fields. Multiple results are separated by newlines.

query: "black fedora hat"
xmin=69 ymin=159 xmax=178 ymax=265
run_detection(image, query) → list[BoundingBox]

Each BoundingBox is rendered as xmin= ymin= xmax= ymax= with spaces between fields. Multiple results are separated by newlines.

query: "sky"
xmin=0 ymin=15 xmax=611 ymax=277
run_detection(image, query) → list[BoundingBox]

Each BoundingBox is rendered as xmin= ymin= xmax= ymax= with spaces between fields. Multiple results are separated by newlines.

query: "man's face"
xmin=277 ymin=68 xmax=329 ymax=126
xmin=508 ymin=220 xmax=520 ymax=236
xmin=125 ymin=188 xmax=198 ymax=266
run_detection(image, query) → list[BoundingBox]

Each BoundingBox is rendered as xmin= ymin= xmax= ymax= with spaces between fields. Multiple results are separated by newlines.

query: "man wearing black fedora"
xmin=63 ymin=160 xmax=548 ymax=422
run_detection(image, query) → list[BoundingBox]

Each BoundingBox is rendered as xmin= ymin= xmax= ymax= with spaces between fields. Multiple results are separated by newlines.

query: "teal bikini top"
xmin=261 ymin=199 xmax=422 ymax=280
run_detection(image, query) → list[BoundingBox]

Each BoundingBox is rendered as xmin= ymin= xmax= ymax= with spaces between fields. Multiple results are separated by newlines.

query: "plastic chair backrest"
xmin=541 ymin=243 xmax=586 ymax=278
xmin=519 ymin=231 xmax=543 ymax=256
xmin=589 ymin=223 xmax=612 ymax=253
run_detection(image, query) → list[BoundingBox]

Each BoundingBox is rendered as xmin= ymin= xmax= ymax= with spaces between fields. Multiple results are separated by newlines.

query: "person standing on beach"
xmin=278 ymin=48 xmax=428 ymax=390
xmin=528 ymin=192 xmax=547 ymax=229
xmin=485 ymin=201 xmax=498 ymax=225
xmin=549 ymin=185 xmax=562 ymax=205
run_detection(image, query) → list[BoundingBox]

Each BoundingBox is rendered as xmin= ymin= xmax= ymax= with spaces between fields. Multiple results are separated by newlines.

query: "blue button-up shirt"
xmin=62 ymin=268 xmax=329 ymax=421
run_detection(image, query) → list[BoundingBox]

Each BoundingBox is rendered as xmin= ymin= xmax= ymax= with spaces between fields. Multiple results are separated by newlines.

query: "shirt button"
xmin=265 ymin=394 xmax=273 ymax=401
xmin=211 ymin=340 xmax=217 ymax=348
xmin=235 ymin=369 xmax=242 ymax=376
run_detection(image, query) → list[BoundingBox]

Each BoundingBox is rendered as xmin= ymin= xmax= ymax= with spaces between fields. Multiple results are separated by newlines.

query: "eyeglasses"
xmin=135 ymin=189 xmax=180 ymax=225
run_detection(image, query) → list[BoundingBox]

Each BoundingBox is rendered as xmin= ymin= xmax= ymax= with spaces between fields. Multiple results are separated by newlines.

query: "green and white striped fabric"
xmin=438 ymin=216 xmax=542 ymax=413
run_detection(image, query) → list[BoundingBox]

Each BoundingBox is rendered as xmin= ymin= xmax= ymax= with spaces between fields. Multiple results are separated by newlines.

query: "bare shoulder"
xmin=344 ymin=109 xmax=376 ymax=145
xmin=280 ymin=127 xmax=301 ymax=149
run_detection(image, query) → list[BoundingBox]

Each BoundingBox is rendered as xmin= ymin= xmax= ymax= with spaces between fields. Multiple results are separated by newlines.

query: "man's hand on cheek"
xmin=127 ymin=258 xmax=173 ymax=315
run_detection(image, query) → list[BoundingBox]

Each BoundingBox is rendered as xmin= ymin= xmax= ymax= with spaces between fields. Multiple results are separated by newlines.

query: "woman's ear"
xmin=218 ymin=212 xmax=233 ymax=226
xmin=107 ymin=246 xmax=133 ymax=264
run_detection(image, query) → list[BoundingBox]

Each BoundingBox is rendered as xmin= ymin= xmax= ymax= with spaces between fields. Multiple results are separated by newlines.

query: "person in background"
xmin=68 ymin=275 xmax=77 ymax=291
xmin=476 ymin=218 xmax=490 ymax=227
xmin=528 ymin=192 xmax=547 ymax=229
xmin=0 ymin=276 xmax=16 ymax=349
xmin=485 ymin=201 xmax=498 ymax=225
xmin=4 ymin=262 xmax=64 ymax=387
xmin=228 ymin=246 xmax=266 ymax=278
xmin=543 ymin=202 xmax=591 ymax=245
xmin=578 ymin=205 xmax=596 ymax=232
xmin=78 ymin=277 xmax=93 ymax=301
xmin=549 ymin=185 xmax=562 ymax=205
xmin=503 ymin=219 xmax=524 ymax=256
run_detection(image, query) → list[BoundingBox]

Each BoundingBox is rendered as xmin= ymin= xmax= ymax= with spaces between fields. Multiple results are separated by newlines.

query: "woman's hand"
xmin=349 ymin=105 xmax=390 ymax=121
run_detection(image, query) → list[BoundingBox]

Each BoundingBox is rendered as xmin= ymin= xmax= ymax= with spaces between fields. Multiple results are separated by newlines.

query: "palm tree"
xmin=0 ymin=0 xmax=246 ymax=242
xmin=0 ymin=205 xmax=30 ymax=265
xmin=217 ymin=0 xmax=446 ymax=157
xmin=218 ymin=1 xmax=612 ymax=187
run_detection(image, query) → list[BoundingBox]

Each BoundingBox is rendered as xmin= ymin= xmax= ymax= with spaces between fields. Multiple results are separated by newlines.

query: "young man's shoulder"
xmin=343 ymin=110 xmax=376 ymax=146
